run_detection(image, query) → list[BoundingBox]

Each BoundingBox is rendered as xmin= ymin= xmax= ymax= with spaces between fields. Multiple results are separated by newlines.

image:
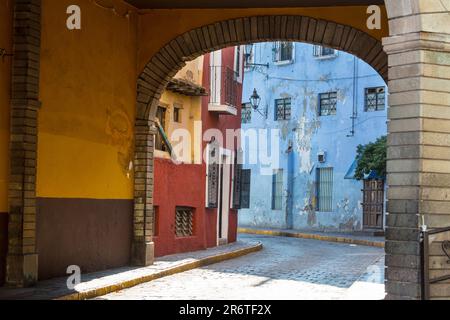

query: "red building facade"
xmin=153 ymin=47 xmax=244 ymax=257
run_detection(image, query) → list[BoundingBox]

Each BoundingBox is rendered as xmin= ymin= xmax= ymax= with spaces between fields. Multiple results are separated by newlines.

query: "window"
xmin=175 ymin=207 xmax=194 ymax=237
xmin=273 ymin=42 xmax=293 ymax=63
xmin=275 ymin=98 xmax=291 ymax=121
xmin=365 ymin=87 xmax=386 ymax=112
xmin=155 ymin=106 xmax=168 ymax=151
xmin=244 ymin=44 xmax=254 ymax=71
xmin=206 ymin=143 xmax=219 ymax=208
xmin=240 ymin=169 xmax=251 ymax=209
xmin=272 ymin=169 xmax=283 ymax=210
xmin=313 ymin=45 xmax=336 ymax=58
xmin=173 ymin=104 xmax=182 ymax=123
xmin=319 ymin=92 xmax=337 ymax=116
xmin=316 ymin=168 xmax=333 ymax=212
xmin=234 ymin=46 xmax=241 ymax=80
xmin=241 ymin=103 xmax=252 ymax=124
xmin=233 ymin=167 xmax=251 ymax=209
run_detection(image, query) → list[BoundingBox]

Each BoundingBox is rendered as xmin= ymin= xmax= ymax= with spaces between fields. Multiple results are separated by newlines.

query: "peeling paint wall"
xmin=239 ymin=42 xmax=387 ymax=232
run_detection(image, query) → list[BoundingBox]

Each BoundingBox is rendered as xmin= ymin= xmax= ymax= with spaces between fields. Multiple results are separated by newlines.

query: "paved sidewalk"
xmin=0 ymin=240 xmax=262 ymax=300
xmin=238 ymin=227 xmax=385 ymax=248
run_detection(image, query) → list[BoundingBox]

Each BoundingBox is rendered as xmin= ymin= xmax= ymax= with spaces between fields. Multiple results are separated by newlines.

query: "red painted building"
xmin=153 ymin=47 xmax=245 ymax=257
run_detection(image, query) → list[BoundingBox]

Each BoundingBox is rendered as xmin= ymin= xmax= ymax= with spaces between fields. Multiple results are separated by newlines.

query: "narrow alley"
xmin=96 ymin=234 xmax=385 ymax=300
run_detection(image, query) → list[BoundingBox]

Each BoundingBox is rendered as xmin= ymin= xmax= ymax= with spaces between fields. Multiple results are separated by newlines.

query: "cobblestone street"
xmin=97 ymin=234 xmax=385 ymax=300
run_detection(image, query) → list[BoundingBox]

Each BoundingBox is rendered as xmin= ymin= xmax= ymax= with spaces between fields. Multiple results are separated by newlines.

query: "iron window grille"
xmin=207 ymin=143 xmax=219 ymax=208
xmin=273 ymin=42 xmax=293 ymax=63
xmin=209 ymin=66 xmax=239 ymax=107
xmin=365 ymin=87 xmax=386 ymax=112
xmin=241 ymin=103 xmax=252 ymax=123
xmin=319 ymin=92 xmax=337 ymax=116
xmin=275 ymin=98 xmax=292 ymax=120
xmin=240 ymin=169 xmax=251 ymax=209
xmin=313 ymin=45 xmax=336 ymax=58
xmin=272 ymin=169 xmax=283 ymax=210
xmin=175 ymin=207 xmax=194 ymax=237
xmin=316 ymin=168 xmax=333 ymax=212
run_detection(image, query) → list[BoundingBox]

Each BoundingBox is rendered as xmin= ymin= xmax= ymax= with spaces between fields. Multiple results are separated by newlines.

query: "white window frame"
xmin=313 ymin=45 xmax=338 ymax=60
xmin=210 ymin=50 xmax=222 ymax=105
xmin=273 ymin=42 xmax=295 ymax=66
xmin=244 ymin=44 xmax=254 ymax=72
xmin=234 ymin=45 xmax=244 ymax=83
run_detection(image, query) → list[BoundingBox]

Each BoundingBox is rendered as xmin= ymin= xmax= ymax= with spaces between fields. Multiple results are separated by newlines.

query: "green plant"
xmin=355 ymin=135 xmax=387 ymax=180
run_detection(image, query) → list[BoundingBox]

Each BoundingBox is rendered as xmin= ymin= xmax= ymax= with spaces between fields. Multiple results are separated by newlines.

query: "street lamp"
xmin=250 ymin=88 xmax=265 ymax=117
xmin=244 ymin=44 xmax=269 ymax=69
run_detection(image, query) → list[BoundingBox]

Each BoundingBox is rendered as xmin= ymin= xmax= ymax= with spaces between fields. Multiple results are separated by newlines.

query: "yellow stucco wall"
xmin=0 ymin=1 xmax=13 ymax=212
xmin=156 ymin=56 xmax=203 ymax=163
xmin=137 ymin=6 xmax=388 ymax=72
xmin=37 ymin=0 xmax=138 ymax=200
xmin=35 ymin=2 xmax=388 ymax=201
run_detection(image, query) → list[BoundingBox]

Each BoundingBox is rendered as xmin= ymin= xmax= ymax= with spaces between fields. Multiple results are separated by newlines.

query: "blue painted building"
xmin=239 ymin=42 xmax=388 ymax=232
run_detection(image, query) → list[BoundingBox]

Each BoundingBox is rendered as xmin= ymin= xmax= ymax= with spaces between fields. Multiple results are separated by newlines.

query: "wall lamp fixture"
xmin=250 ymin=88 xmax=266 ymax=117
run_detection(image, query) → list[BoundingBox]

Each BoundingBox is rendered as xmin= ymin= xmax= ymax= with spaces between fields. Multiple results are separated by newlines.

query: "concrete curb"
xmin=57 ymin=242 xmax=263 ymax=300
xmin=239 ymin=228 xmax=385 ymax=248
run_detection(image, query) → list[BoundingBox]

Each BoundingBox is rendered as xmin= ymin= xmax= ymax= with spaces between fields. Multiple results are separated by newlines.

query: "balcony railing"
xmin=209 ymin=66 xmax=240 ymax=115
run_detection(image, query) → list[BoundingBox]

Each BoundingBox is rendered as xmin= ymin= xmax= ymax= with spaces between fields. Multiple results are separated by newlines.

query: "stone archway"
xmin=131 ymin=15 xmax=388 ymax=265
xmin=5 ymin=0 xmax=449 ymax=300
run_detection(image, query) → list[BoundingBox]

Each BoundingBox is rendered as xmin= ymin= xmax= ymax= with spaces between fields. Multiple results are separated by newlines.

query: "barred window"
xmin=365 ymin=87 xmax=385 ymax=112
xmin=275 ymin=98 xmax=291 ymax=120
xmin=175 ymin=207 xmax=194 ymax=237
xmin=319 ymin=92 xmax=337 ymax=116
xmin=313 ymin=45 xmax=336 ymax=58
xmin=272 ymin=169 xmax=283 ymax=210
xmin=316 ymin=168 xmax=333 ymax=212
xmin=241 ymin=103 xmax=252 ymax=124
xmin=273 ymin=42 xmax=293 ymax=63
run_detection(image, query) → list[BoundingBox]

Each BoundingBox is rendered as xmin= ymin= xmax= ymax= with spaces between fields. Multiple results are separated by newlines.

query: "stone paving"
xmin=0 ymin=240 xmax=261 ymax=300
xmin=97 ymin=234 xmax=386 ymax=300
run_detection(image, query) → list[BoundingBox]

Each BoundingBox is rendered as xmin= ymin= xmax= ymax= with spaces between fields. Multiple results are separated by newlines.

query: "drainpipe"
xmin=286 ymin=142 xmax=294 ymax=229
xmin=347 ymin=56 xmax=358 ymax=137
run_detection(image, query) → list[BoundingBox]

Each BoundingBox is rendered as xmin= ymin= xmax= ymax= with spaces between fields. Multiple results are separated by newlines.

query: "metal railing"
xmin=209 ymin=66 xmax=240 ymax=107
xmin=421 ymin=226 xmax=450 ymax=300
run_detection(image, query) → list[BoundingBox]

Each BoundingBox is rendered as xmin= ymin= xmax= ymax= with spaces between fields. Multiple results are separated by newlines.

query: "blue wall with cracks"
xmin=239 ymin=42 xmax=387 ymax=232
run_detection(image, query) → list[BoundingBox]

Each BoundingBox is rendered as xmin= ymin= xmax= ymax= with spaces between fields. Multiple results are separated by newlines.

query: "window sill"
xmin=274 ymin=60 xmax=294 ymax=66
xmin=319 ymin=114 xmax=337 ymax=117
xmin=175 ymin=235 xmax=196 ymax=239
xmin=314 ymin=55 xmax=338 ymax=60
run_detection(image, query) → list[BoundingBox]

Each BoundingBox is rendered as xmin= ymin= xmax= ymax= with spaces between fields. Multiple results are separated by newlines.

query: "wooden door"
xmin=362 ymin=179 xmax=384 ymax=229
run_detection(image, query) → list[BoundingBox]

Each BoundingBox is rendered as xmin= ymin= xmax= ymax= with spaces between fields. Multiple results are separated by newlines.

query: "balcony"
xmin=208 ymin=66 xmax=240 ymax=116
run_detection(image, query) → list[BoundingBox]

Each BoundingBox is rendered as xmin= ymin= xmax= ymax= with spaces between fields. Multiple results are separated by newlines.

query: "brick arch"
xmin=131 ymin=15 xmax=388 ymax=266
xmin=137 ymin=16 xmax=387 ymax=121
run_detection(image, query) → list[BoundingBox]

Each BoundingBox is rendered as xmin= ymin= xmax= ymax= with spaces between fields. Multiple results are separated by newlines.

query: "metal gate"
xmin=421 ymin=226 xmax=450 ymax=300
xmin=362 ymin=179 xmax=384 ymax=229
